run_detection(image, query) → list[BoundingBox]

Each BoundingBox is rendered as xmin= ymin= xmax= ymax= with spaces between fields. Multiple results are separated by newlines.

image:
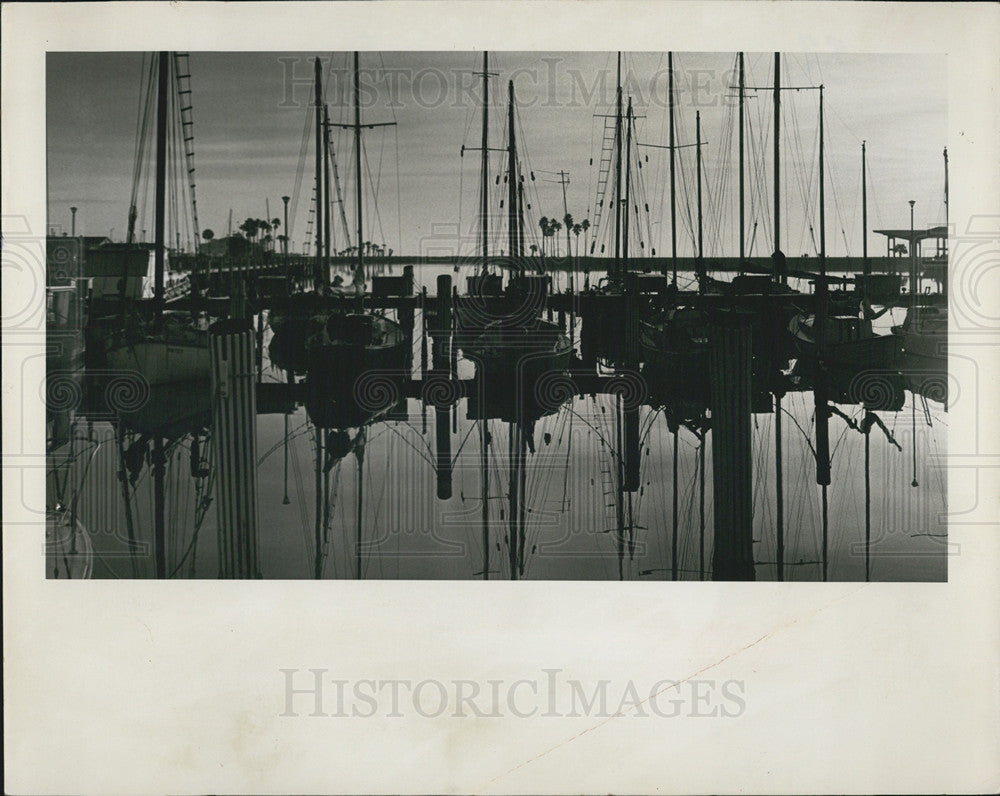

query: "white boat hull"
xmin=107 ymin=340 xmax=211 ymax=386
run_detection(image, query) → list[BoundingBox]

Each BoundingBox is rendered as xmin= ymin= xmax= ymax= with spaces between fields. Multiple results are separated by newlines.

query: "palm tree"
xmin=572 ymin=223 xmax=582 ymax=258
xmin=202 ymin=228 xmax=215 ymax=241
xmin=563 ymin=212 xmax=574 ymax=260
xmin=270 ymin=218 xmax=281 ymax=252
xmin=550 ymin=220 xmax=562 ymax=257
xmin=538 ymin=216 xmax=549 ymax=257
xmin=581 ymin=218 xmax=590 ymax=255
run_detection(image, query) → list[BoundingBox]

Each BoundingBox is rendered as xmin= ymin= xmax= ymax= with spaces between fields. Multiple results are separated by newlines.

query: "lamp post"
xmin=281 ymin=196 xmax=290 ymax=257
xmin=279 ymin=194 xmax=293 ymax=506
xmin=909 ymin=200 xmax=916 ymax=301
xmin=281 ymin=195 xmax=291 ymax=289
xmin=908 ymin=199 xmax=918 ymax=489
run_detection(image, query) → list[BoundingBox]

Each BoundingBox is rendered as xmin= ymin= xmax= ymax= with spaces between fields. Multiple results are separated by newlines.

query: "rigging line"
xmin=745 ymin=104 xmax=771 ymax=253
xmin=257 ymin=420 xmax=315 ymax=465
xmin=450 ymin=414 xmax=481 ymax=465
xmin=785 ymin=90 xmax=814 ymax=255
xmin=382 ymin=422 xmax=435 ymax=467
xmin=130 ymin=54 xmax=156 ymax=213
xmin=290 ymin=99 xmax=315 ymax=245
xmin=828 ymin=408 xmax=858 ymax=464
xmin=393 ymin=416 xmax=438 ymax=459
xmin=782 ymin=405 xmax=818 ymax=460
xmin=288 ymin=419 xmax=313 ymax=571
xmin=362 ymin=140 xmax=390 ymax=251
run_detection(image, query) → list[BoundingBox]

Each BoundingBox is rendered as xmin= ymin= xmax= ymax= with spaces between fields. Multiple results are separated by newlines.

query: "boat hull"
xmin=303 ymin=314 xmax=410 ymax=428
xmin=464 ymin=320 xmax=573 ymax=421
xmin=106 ymin=339 xmax=211 ymax=387
xmin=789 ymin=314 xmax=900 ymax=370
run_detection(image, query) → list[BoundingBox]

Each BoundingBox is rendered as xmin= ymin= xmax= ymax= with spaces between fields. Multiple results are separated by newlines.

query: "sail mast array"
xmin=50 ymin=51 xmax=948 ymax=585
xmin=313 ymin=57 xmax=324 ymax=290
xmin=328 ymin=53 xmax=396 ymax=282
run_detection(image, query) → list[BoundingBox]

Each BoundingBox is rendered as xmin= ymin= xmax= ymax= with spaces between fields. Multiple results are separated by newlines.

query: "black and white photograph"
xmin=45 ymin=48 xmax=949 ymax=581
xmin=5 ymin=2 xmax=999 ymax=794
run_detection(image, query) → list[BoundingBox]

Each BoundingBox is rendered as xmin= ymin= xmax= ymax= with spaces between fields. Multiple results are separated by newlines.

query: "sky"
xmin=46 ymin=51 xmax=947 ymax=259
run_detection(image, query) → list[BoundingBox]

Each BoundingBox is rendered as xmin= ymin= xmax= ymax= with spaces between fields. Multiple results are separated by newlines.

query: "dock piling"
xmin=210 ymin=318 xmax=262 ymax=578
xmin=709 ymin=312 xmax=755 ymax=580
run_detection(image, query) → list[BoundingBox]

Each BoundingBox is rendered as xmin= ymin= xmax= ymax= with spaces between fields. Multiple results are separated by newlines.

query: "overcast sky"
xmin=47 ymin=51 xmax=946 ymax=258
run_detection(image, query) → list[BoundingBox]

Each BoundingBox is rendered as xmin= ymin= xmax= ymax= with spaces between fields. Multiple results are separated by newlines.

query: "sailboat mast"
xmin=481 ymin=417 xmax=490 ymax=580
xmin=313 ymin=57 xmax=323 ymax=291
xmin=819 ymin=85 xmax=826 ymax=274
xmin=772 ymin=53 xmax=784 ymax=578
xmin=669 ymin=52 xmax=677 ymax=285
xmin=152 ymin=51 xmax=169 ymax=579
xmin=314 ymin=432 xmax=323 ymax=578
xmin=507 ymin=80 xmax=518 ymax=268
xmin=517 ymin=179 xmax=525 ymax=259
xmin=943 ymin=146 xmax=949 ymax=233
xmin=154 ymin=51 xmax=169 ymax=314
xmin=324 ymin=104 xmax=332 ymax=270
xmin=479 ymin=53 xmax=491 ymax=580
xmin=481 ymin=52 xmax=489 ymax=268
xmin=613 ymin=52 xmax=623 ymax=279
xmin=508 ymin=423 xmax=519 ymax=579
xmin=354 ymin=52 xmax=364 ymax=282
xmin=816 ymin=84 xmax=831 ymax=579
xmin=669 ymin=52 xmax=680 ymax=580
xmin=356 ymin=442 xmax=364 ymax=579
xmin=623 ymin=98 xmax=633 ymax=267
xmin=738 ymin=52 xmax=745 ymax=262
xmin=696 ymin=110 xmax=704 ymax=281
xmin=773 ymin=52 xmax=781 ymax=280
xmin=862 ymin=141 xmax=869 ymax=275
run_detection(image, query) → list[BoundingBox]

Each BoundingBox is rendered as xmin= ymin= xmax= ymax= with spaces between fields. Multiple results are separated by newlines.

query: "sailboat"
xmin=639 ymin=75 xmax=712 ymax=398
xmin=783 ymin=74 xmax=899 ymax=374
xmin=102 ymin=52 xmax=211 ymax=386
xmin=891 ymin=147 xmax=948 ymax=401
xmin=461 ymin=75 xmax=572 ymax=376
xmin=298 ymin=53 xmax=409 ymax=427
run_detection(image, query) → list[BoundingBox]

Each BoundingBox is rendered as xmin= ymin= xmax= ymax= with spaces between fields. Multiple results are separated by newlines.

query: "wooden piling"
xmin=210 ymin=318 xmax=262 ymax=578
xmin=399 ymin=265 xmax=415 ymax=348
xmin=709 ymin=312 xmax=755 ymax=580
xmin=434 ymin=274 xmax=453 ymax=500
xmin=622 ymin=272 xmax=641 ymax=492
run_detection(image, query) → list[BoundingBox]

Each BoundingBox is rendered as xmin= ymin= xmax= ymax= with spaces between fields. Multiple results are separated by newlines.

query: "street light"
xmin=281 ymin=196 xmax=290 ymax=258
xmin=280 ymin=194 xmax=292 ymax=505
xmin=909 ymin=200 xmax=916 ymax=301
xmin=908 ymin=199 xmax=918 ymax=490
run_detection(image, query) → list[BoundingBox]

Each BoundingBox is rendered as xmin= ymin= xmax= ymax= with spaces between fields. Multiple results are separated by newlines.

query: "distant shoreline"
xmin=299 ymin=254 xmax=939 ymax=276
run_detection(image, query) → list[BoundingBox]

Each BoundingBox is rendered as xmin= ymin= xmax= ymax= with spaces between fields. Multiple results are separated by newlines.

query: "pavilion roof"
xmin=872 ymin=225 xmax=947 ymax=241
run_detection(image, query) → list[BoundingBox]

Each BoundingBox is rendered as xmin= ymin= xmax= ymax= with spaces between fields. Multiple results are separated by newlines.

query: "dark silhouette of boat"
xmin=788 ymin=312 xmax=900 ymax=370
xmin=303 ymin=312 xmax=409 ymax=429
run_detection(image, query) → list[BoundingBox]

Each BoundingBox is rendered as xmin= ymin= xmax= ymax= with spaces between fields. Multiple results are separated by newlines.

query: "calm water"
xmin=46 ymin=265 xmax=948 ymax=580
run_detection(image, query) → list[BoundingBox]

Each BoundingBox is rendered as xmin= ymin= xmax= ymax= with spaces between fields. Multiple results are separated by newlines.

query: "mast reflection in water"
xmin=46 ymin=265 xmax=947 ymax=582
